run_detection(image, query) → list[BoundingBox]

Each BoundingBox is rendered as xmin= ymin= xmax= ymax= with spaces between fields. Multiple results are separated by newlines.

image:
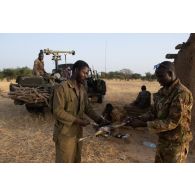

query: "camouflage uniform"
xmin=102 ymin=106 xmax=126 ymax=136
xmin=33 ymin=58 xmax=45 ymax=76
xmin=110 ymin=108 xmax=125 ymax=122
xmin=139 ymin=79 xmax=193 ymax=163
xmin=103 ymin=107 xmax=124 ymax=123
xmin=53 ymin=79 xmax=101 ymax=163
xmin=108 ymin=108 xmax=127 ymax=136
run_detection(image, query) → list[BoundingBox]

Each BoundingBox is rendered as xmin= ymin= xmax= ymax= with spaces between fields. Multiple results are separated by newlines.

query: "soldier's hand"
xmin=74 ymin=118 xmax=90 ymax=127
xmin=123 ymin=116 xmax=135 ymax=126
xmin=97 ymin=117 xmax=111 ymax=127
xmin=53 ymin=131 xmax=58 ymax=143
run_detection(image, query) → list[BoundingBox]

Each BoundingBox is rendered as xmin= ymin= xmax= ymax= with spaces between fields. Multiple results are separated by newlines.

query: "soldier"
xmin=133 ymin=85 xmax=151 ymax=109
xmin=52 ymin=60 xmax=109 ymax=163
xmin=33 ymin=50 xmax=47 ymax=76
xmin=124 ymin=85 xmax=151 ymax=117
xmin=102 ymin=103 xmax=125 ymax=123
xmin=102 ymin=103 xmax=127 ymax=137
xmin=126 ymin=61 xmax=193 ymax=163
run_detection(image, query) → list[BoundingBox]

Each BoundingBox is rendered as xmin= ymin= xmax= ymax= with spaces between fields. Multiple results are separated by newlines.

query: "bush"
xmin=131 ymin=73 xmax=142 ymax=79
xmin=0 ymin=67 xmax=32 ymax=80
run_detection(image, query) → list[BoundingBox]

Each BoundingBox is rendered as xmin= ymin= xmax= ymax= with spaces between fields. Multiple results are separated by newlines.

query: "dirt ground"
xmin=0 ymin=80 xmax=195 ymax=163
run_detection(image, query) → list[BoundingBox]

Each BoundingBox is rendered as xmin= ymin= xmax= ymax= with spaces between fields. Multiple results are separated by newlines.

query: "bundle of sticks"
xmin=8 ymin=85 xmax=50 ymax=105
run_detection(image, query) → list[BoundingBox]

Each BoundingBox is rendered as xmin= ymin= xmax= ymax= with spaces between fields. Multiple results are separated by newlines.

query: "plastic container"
xmin=143 ymin=141 xmax=156 ymax=148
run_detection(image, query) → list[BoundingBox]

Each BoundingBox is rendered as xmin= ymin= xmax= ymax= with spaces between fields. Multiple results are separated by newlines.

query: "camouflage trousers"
xmin=155 ymin=141 xmax=189 ymax=163
xmin=54 ymin=130 xmax=83 ymax=163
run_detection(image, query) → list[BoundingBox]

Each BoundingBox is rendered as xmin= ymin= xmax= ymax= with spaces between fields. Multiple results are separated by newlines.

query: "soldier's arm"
xmin=138 ymin=105 xmax=156 ymax=121
xmin=134 ymin=92 xmax=141 ymax=104
xmin=33 ymin=61 xmax=40 ymax=76
xmin=38 ymin=62 xmax=46 ymax=74
xmin=42 ymin=62 xmax=47 ymax=73
xmin=147 ymin=91 xmax=193 ymax=134
xmin=124 ymin=104 xmax=155 ymax=127
xmin=53 ymin=85 xmax=77 ymax=127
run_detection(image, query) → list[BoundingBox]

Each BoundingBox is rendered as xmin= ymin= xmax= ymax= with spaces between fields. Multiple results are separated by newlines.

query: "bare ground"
xmin=0 ymin=80 xmax=195 ymax=163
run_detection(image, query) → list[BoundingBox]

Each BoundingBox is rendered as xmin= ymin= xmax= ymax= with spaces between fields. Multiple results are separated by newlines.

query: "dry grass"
xmin=0 ymin=80 xmax=195 ymax=163
xmin=105 ymin=79 xmax=159 ymax=104
xmin=1 ymin=80 xmax=55 ymax=162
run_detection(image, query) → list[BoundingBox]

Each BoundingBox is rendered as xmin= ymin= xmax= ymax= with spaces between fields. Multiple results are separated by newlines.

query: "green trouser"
xmin=54 ymin=130 xmax=83 ymax=163
xmin=155 ymin=141 xmax=189 ymax=163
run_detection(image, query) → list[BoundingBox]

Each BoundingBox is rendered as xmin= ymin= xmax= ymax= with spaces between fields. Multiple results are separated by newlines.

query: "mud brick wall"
xmin=174 ymin=33 xmax=195 ymax=149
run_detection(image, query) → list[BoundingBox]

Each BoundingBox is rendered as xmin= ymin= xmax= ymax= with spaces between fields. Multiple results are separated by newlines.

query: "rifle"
xmin=78 ymin=121 xmax=129 ymax=142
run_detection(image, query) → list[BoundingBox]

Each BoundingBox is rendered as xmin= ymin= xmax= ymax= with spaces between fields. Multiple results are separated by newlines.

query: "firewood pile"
xmin=8 ymin=85 xmax=50 ymax=105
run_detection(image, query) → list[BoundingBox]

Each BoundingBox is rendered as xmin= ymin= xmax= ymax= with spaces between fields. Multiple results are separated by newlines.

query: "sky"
xmin=0 ymin=33 xmax=189 ymax=75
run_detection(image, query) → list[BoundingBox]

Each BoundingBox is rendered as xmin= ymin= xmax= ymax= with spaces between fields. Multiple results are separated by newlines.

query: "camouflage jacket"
xmin=140 ymin=79 xmax=193 ymax=143
xmin=33 ymin=58 xmax=45 ymax=76
xmin=53 ymin=79 xmax=101 ymax=136
xmin=103 ymin=108 xmax=125 ymax=123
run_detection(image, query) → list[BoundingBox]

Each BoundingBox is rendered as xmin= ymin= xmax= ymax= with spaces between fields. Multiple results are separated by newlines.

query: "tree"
xmin=131 ymin=73 xmax=142 ymax=79
xmin=119 ymin=68 xmax=133 ymax=75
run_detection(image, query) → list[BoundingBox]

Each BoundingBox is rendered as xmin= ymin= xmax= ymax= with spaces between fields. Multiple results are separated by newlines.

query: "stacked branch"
xmin=8 ymin=85 xmax=50 ymax=106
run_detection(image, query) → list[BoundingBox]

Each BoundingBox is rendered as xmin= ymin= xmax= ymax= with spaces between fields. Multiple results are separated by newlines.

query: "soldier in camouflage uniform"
xmin=127 ymin=61 xmax=193 ymax=163
xmin=52 ymin=60 xmax=108 ymax=163
xmin=102 ymin=103 xmax=125 ymax=123
xmin=33 ymin=50 xmax=47 ymax=76
xmin=102 ymin=103 xmax=127 ymax=137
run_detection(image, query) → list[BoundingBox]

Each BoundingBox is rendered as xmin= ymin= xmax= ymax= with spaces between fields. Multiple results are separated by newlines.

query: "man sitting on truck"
xmin=33 ymin=50 xmax=47 ymax=76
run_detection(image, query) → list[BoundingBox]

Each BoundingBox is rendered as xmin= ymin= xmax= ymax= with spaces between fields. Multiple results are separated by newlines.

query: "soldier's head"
xmin=105 ymin=103 xmax=113 ymax=113
xmin=141 ymin=85 xmax=146 ymax=91
xmin=102 ymin=103 xmax=113 ymax=121
xmin=72 ymin=60 xmax=89 ymax=84
xmin=38 ymin=50 xmax=44 ymax=61
xmin=155 ymin=61 xmax=177 ymax=87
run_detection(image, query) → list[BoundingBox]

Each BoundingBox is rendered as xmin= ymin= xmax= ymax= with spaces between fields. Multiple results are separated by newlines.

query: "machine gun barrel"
xmin=43 ymin=48 xmax=75 ymax=70
xmin=43 ymin=48 xmax=75 ymax=55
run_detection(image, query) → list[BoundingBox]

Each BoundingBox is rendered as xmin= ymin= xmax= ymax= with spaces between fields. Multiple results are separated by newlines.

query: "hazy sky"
xmin=0 ymin=33 xmax=189 ymax=75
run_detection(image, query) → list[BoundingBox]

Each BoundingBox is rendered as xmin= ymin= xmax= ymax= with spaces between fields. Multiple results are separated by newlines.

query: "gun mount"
xmin=43 ymin=48 xmax=75 ymax=70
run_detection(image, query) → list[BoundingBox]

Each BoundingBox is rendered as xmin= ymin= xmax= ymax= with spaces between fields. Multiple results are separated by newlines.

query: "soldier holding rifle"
xmin=125 ymin=61 xmax=193 ymax=163
xmin=52 ymin=60 xmax=109 ymax=163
